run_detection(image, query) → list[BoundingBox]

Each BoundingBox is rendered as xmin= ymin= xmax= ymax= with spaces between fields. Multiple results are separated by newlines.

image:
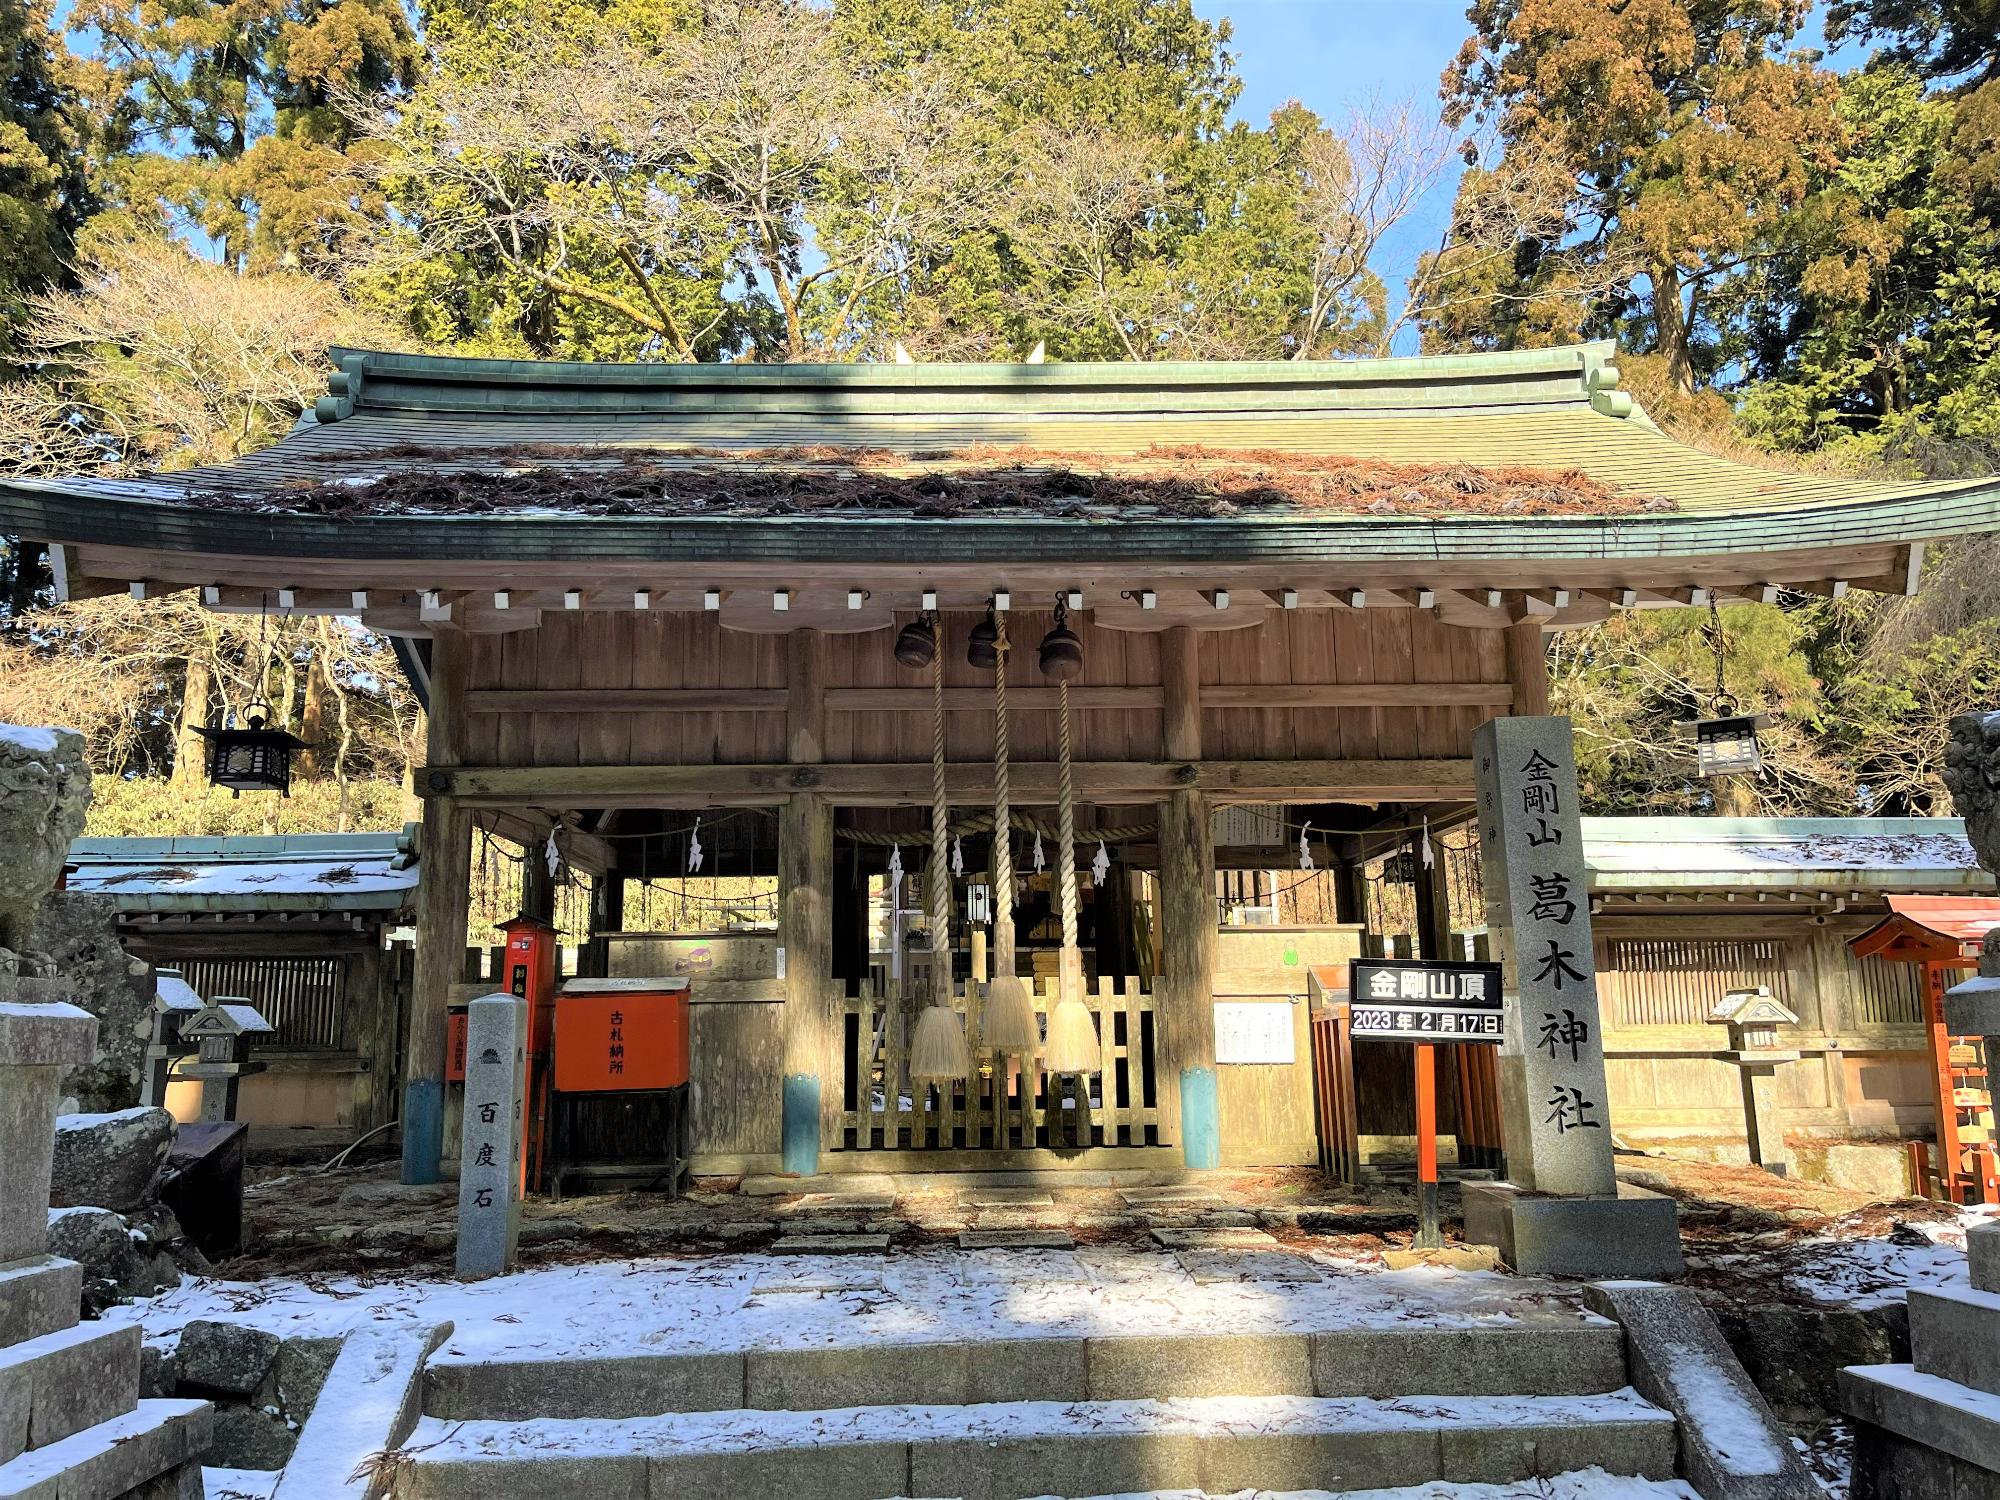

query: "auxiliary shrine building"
xmin=9 ymin=341 xmax=1999 ymax=1188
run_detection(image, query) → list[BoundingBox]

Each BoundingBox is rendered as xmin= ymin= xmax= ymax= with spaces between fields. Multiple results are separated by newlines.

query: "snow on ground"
xmin=203 ymin=1469 xmax=278 ymax=1500
xmin=1775 ymin=1206 xmax=1986 ymax=1309
xmin=107 ymin=1243 xmax=1608 ymax=1365
xmin=1047 ymin=1477 xmax=1697 ymax=1500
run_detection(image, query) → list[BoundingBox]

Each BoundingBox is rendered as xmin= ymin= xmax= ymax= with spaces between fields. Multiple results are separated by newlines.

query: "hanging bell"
xmin=895 ymin=616 xmax=938 ymax=669
xmin=1037 ymin=601 xmax=1083 ymax=682
xmin=967 ymin=609 xmax=1000 ymax=670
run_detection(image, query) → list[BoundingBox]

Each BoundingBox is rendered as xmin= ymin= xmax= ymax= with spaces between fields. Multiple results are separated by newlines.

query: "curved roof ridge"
xmin=312 ymin=340 xmax=1626 ymax=423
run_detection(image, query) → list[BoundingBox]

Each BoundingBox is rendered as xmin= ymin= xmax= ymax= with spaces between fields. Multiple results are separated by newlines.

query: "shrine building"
xmin=8 ymin=340 xmax=1998 ymax=1188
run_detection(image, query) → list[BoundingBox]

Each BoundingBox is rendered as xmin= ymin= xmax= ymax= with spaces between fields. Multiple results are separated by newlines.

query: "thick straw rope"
xmin=991 ymin=614 xmax=1015 ymax=974
xmin=1056 ymin=675 xmax=1080 ymax=957
xmin=929 ymin=639 xmax=951 ymax=1007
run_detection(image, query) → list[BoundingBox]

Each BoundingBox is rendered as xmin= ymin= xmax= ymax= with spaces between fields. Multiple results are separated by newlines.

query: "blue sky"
xmin=1196 ymin=0 xmax=1867 ymax=351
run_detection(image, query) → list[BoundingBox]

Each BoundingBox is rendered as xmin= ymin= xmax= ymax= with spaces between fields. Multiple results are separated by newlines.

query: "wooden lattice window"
xmin=173 ymin=956 xmax=347 ymax=1051
xmin=1605 ymin=938 xmax=1792 ymax=1028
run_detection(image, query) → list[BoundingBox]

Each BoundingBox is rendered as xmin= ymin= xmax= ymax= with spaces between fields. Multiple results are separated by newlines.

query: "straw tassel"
xmin=911 ymin=633 xmax=972 ymax=1085
xmin=1042 ymin=674 xmax=1101 ymax=1076
xmin=982 ymin=611 xmax=1039 ymax=1056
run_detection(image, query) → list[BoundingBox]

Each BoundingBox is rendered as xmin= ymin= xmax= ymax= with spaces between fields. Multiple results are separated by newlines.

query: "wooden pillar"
xmin=1505 ymin=622 xmax=1551 ymax=717
xmin=779 ymin=790 xmax=834 ymax=1173
xmin=787 ymin=629 xmax=827 ymax=766
xmin=1155 ymin=629 xmax=1217 ymax=1163
xmin=1161 ymin=626 xmax=1201 ymax=763
xmin=347 ymin=939 xmax=397 ymax=1134
xmin=404 ymin=627 xmax=472 ymax=1184
xmin=1414 ymin=836 xmax=1452 ymax=960
xmin=519 ymin=847 xmax=554 ymax=925
xmin=831 ymin=841 xmax=866 ymax=987
xmin=1158 ymin=788 xmax=1219 ymax=1166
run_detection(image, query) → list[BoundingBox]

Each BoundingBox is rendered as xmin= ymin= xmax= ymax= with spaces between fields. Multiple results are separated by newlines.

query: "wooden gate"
xmin=838 ymin=975 xmax=1160 ymax=1151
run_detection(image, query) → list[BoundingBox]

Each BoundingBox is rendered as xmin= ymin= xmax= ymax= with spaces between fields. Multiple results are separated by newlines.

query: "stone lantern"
xmin=139 ymin=967 xmax=207 ymax=1108
xmin=178 ymin=998 xmax=275 ymax=1123
xmin=1708 ymin=985 xmax=1802 ymax=1174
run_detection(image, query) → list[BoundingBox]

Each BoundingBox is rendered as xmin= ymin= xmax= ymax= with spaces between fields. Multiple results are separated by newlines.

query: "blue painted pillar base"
xmin=782 ymin=1074 xmax=822 ymax=1176
xmin=401 ymin=1077 xmax=444 ymax=1185
xmin=1180 ymin=1066 xmax=1220 ymax=1169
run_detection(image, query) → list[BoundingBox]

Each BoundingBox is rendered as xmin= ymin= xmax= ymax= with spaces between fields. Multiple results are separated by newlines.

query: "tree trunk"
xmin=170 ymin=656 xmax=212 ymax=792
xmin=1653 ymin=262 xmax=1695 ymax=396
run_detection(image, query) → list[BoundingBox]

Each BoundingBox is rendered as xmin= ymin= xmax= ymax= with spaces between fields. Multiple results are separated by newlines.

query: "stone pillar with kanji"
xmin=1461 ymin=716 xmax=1684 ymax=1278
xmin=455 ymin=992 xmax=528 ymax=1280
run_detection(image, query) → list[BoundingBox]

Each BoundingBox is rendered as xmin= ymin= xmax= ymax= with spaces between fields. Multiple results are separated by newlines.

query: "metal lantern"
xmin=967 ymin=609 xmax=1000 ymax=670
xmin=193 ymin=701 xmax=307 ymax=797
xmin=1682 ymin=696 xmax=1771 ymax=778
xmin=1037 ymin=599 xmax=1084 ymax=681
xmin=895 ymin=616 xmax=938 ymax=669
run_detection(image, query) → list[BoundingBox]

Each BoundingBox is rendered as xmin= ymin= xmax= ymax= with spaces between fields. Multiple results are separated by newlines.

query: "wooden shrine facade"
xmin=10 ymin=340 xmax=2000 ymax=1184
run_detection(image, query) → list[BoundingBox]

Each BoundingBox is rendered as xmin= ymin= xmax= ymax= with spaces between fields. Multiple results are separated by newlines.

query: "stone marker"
xmin=455 ymin=993 xmax=527 ymax=1281
xmin=768 ymin=1233 xmax=892 ymax=1254
xmin=1117 ymin=1187 xmax=1222 ymax=1206
xmin=1462 ymin=717 xmax=1681 ymax=1279
xmin=960 ymin=1189 xmax=1055 ymax=1208
xmin=1150 ymin=1227 xmax=1277 ymax=1249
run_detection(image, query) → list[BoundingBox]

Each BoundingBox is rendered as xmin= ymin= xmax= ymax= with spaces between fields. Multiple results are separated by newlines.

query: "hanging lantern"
xmin=1037 ymin=599 xmax=1084 ymax=682
xmin=194 ymin=701 xmax=307 ymax=797
xmin=895 ymin=615 xmax=938 ymax=668
xmin=967 ymin=608 xmax=1000 ymax=670
xmin=1681 ymin=695 xmax=1771 ymax=777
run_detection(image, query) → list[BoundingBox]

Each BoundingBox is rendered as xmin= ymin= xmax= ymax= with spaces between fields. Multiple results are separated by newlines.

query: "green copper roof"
xmin=5 ymin=341 xmax=1997 ymax=580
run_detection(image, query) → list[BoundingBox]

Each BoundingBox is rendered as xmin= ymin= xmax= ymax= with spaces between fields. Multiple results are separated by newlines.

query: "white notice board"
xmin=1213 ymin=1001 xmax=1296 ymax=1065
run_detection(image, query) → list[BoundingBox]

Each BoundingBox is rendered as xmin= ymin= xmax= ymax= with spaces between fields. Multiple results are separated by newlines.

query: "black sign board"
xmin=1349 ymin=958 xmax=1505 ymax=1045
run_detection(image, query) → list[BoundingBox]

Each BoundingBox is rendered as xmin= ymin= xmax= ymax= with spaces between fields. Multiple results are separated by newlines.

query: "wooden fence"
xmin=838 ymin=975 xmax=1159 ymax=1151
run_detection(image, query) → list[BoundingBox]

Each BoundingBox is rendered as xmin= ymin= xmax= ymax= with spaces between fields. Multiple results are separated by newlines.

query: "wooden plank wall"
xmin=460 ymin=608 xmax=1509 ymax=769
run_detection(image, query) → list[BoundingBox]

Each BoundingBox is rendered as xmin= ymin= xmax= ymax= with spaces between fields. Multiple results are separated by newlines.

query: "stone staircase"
xmin=0 ymin=992 xmax=212 ymax=1500
xmin=388 ymin=1321 xmax=1678 ymax=1499
xmin=1842 ymin=1217 xmax=2000 ymax=1496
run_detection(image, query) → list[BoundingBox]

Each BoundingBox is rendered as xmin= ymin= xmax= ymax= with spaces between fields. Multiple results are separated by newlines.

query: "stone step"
xmin=1911 ymin=1283 xmax=2000 ymax=1396
xmin=0 ymin=1321 xmax=140 ymax=1463
xmin=0 ymin=1398 xmax=211 ymax=1500
xmin=422 ymin=1323 xmax=1629 ymax=1422
xmin=389 ymin=1389 xmax=1675 ymax=1500
xmin=1972 ymin=1220 xmax=1999 ymax=1295
xmin=0 ymin=1258 xmax=80 ymax=1350
xmin=1841 ymin=1364 xmax=2000 ymax=1478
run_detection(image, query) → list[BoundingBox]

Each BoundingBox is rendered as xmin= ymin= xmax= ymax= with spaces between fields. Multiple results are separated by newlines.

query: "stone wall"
xmin=31 ymin=891 xmax=154 ymax=1110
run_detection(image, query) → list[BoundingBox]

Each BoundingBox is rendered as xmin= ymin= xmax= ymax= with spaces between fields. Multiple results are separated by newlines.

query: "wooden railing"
xmin=837 ymin=976 xmax=1160 ymax=1152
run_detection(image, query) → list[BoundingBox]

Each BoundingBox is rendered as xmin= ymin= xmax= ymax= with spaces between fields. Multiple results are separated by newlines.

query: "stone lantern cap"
xmin=1944 ymin=972 xmax=2000 ymax=1037
xmin=182 ymin=1000 xmax=274 ymax=1037
xmin=1708 ymin=986 xmax=1801 ymax=1030
xmin=154 ymin=969 xmax=205 ymax=1015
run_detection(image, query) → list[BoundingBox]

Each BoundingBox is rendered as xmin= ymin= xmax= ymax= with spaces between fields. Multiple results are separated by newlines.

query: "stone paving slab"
xmin=740 ymin=1174 xmax=894 ymax=1198
xmin=1150 ymin=1227 xmax=1280 ymax=1249
xmin=1118 ymin=1187 xmax=1224 ymax=1205
xmin=766 ymin=1234 xmax=891 ymax=1256
xmin=750 ymin=1262 xmax=886 ymax=1296
xmin=958 ymin=1189 xmax=1055 ymax=1208
xmin=957 ymin=1230 xmax=1076 ymax=1250
xmin=781 ymin=1194 xmax=896 ymax=1215
xmin=1175 ymin=1250 xmax=1324 ymax=1284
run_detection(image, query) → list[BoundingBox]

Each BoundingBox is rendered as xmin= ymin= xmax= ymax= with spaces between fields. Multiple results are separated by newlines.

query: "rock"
xmin=140 ymin=1341 xmax=178 ymax=1399
xmin=1817 ymin=1144 xmax=1916 ymax=1200
xmin=49 ymin=1106 xmax=175 ymax=1211
xmin=177 ymin=1319 xmax=283 ymax=1398
xmin=1297 ymin=1209 xmax=1416 ymax=1236
xmin=1712 ymin=1302 xmax=1904 ymax=1423
xmin=0 ymin=723 xmax=90 ymax=974
xmin=45 ymin=1205 xmax=175 ymax=1315
xmin=274 ymin=1336 xmax=343 ymax=1425
xmin=29 ymin=892 xmax=156 ymax=1110
xmin=206 ymin=1402 xmax=298 ymax=1468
